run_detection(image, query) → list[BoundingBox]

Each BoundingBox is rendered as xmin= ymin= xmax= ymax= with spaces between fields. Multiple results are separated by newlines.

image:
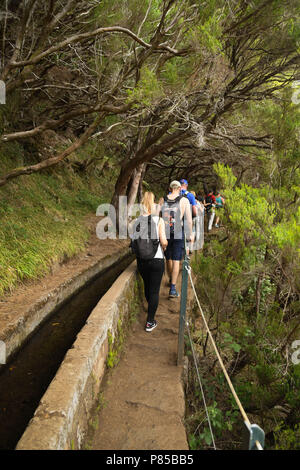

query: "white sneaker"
xmin=145 ymin=320 xmax=157 ymax=332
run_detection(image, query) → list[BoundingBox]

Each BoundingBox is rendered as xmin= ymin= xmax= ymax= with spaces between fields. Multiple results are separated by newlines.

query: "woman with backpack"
xmin=130 ymin=192 xmax=168 ymax=332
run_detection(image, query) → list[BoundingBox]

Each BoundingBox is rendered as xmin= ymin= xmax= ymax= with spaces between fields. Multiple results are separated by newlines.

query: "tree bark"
xmin=111 ymin=127 xmax=189 ymax=208
xmin=137 ymin=164 xmax=147 ymax=203
xmin=127 ymin=163 xmax=145 ymax=215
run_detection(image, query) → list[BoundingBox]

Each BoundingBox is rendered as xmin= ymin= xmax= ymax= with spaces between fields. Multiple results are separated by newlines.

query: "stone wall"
xmin=16 ymin=261 xmax=139 ymax=450
xmin=1 ymin=248 xmax=130 ymax=365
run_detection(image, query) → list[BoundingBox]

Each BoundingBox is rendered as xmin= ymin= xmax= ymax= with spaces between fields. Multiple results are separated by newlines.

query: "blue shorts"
xmin=165 ymin=234 xmax=184 ymax=261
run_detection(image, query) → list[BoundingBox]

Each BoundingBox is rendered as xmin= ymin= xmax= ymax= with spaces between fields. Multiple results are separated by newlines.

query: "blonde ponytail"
xmin=141 ymin=192 xmax=155 ymax=214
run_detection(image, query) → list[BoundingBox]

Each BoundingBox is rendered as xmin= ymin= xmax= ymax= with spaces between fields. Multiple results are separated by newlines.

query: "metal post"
xmin=177 ymin=236 xmax=189 ymax=365
xmin=243 ymin=422 xmax=265 ymax=450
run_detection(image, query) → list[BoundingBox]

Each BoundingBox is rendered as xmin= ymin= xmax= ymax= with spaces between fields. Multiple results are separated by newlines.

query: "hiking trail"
xmin=91 ymin=271 xmax=189 ymax=450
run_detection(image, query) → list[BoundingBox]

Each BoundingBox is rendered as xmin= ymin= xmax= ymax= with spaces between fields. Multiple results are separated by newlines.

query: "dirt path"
xmin=91 ymin=273 xmax=189 ymax=451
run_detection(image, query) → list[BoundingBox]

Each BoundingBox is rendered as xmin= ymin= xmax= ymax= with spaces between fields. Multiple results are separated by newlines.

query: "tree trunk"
xmin=127 ymin=163 xmax=145 ymax=215
xmin=111 ymin=166 xmax=132 ymax=208
xmin=111 ymin=127 xmax=188 ymax=209
xmin=137 ymin=164 xmax=147 ymax=202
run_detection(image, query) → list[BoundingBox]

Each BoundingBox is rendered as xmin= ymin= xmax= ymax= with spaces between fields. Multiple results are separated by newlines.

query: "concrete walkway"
xmin=91 ymin=273 xmax=189 ymax=450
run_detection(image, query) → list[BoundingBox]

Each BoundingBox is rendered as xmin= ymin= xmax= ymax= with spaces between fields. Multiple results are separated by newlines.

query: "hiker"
xmin=194 ymin=192 xmax=205 ymax=247
xmin=214 ymin=191 xmax=225 ymax=228
xmin=189 ymin=191 xmax=204 ymax=252
xmin=190 ymin=191 xmax=204 ymax=214
xmin=130 ymin=192 xmax=167 ymax=332
xmin=161 ymin=180 xmax=193 ymax=298
xmin=180 ymin=180 xmax=197 ymax=253
xmin=180 ymin=179 xmax=197 ymax=217
xmin=196 ymin=193 xmax=205 ymax=212
xmin=204 ymin=189 xmax=216 ymax=231
xmin=197 ymin=193 xmax=205 ymax=204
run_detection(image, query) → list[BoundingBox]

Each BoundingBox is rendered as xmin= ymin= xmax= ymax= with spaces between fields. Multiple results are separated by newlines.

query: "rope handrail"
xmin=186 ymin=264 xmax=263 ymax=451
xmin=186 ymin=319 xmax=217 ymax=450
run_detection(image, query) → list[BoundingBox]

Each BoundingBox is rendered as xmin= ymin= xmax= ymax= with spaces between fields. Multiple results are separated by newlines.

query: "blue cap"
xmin=180 ymin=179 xmax=188 ymax=185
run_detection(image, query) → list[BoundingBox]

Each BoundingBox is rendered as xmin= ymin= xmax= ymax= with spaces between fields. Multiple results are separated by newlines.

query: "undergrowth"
xmin=0 ymin=140 xmax=117 ymax=296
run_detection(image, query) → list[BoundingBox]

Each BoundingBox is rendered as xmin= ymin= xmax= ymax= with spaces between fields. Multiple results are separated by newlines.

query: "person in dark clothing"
xmin=131 ymin=191 xmax=167 ymax=332
xmin=204 ymin=189 xmax=216 ymax=231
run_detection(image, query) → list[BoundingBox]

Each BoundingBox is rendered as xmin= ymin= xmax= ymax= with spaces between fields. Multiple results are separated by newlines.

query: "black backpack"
xmin=130 ymin=215 xmax=159 ymax=260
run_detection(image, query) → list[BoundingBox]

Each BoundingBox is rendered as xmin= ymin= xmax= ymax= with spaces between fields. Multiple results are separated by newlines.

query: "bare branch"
xmin=0 ymin=101 xmax=133 ymax=143
xmin=4 ymin=26 xmax=180 ymax=74
xmin=0 ymin=112 xmax=106 ymax=187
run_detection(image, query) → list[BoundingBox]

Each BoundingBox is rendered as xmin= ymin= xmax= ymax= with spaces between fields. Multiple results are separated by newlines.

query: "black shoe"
xmin=145 ymin=320 xmax=157 ymax=332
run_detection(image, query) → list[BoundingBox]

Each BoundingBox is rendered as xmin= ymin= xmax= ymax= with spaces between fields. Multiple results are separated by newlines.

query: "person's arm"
xmin=158 ymin=218 xmax=168 ymax=250
xmin=197 ymin=202 xmax=204 ymax=213
xmin=181 ymin=198 xmax=193 ymax=240
xmin=187 ymin=193 xmax=197 ymax=217
xmin=192 ymin=204 xmax=197 ymax=217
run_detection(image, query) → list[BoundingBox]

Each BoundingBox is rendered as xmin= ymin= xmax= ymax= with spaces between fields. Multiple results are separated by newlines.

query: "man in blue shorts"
xmin=162 ymin=180 xmax=193 ymax=298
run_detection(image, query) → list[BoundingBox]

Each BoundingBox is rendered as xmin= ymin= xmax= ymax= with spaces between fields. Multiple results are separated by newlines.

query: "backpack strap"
xmin=164 ymin=194 xmax=182 ymax=204
xmin=147 ymin=215 xmax=159 ymax=240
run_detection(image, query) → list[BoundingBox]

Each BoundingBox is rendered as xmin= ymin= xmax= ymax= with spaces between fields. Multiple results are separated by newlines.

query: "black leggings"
xmin=137 ymin=258 xmax=165 ymax=323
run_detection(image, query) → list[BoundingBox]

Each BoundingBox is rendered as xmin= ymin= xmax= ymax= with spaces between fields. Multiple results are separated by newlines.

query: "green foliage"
xmin=106 ymin=331 xmax=116 ymax=369
xmin=214 ymin=164 xmax=299 ymax=260
xmin=197 ymin=10 xmax=224 ymax=54
xmin=187 ymin=161 xmax=299 ymax=449
xmin=107 ymin=322 xmax=124 ymax=369
xmin=161 ymin=59 xmax=180 ymax=87
xmin=214 ymin=163 xmax=237 ymax=189
xmin=187 ymin=0 xmax=227 ymax=55
xmin=223 ymin=184 xmax=275 ymax=239
xmin=92 ymin=0 xmax=123 ymax=27
xmin=187 ymin=397 xmax=240 ymax=449
xmin=254 ymin=363 xmax=278 ymax=386
xmin=223 ymin=333 xmax=241 ymax=353
xmin=273 ymin=206 xmax=300 ymax=252
xmin=95 ymin=391 xmax=107 ymax=413
xmin=106 ymin=283 xmax=141 ymax=368
xmin=126 ymin=66 xmax=164 ymax=107
xmin=274 ymin=423 xmax=300 ymax=450
xmin=188 ymin=433 xmax=202 ymax=450
xmin=0 ymin=141 xmax=116 ymax=296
